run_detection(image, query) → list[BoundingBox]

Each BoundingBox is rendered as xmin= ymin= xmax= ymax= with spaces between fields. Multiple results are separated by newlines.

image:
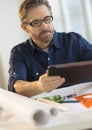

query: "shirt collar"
xmin=29 ymin=38 xmax=35 ymax=49
xmin=50 ymin=31 xmax=60 ymax=48
xmin=29 ymin=38 xmax=42 ymax=54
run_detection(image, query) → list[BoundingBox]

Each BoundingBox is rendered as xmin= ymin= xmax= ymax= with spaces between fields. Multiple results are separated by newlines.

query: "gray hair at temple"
xmin=19 ymin=0 xmax=52 ymax=24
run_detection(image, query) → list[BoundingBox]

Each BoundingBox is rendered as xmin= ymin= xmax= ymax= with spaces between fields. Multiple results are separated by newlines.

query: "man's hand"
xmin=38 ymin=73 xmax=65 ymax=92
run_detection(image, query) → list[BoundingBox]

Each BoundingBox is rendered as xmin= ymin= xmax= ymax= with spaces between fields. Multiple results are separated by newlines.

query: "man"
xmin=8 ymin=0 xmax=92 ymax=97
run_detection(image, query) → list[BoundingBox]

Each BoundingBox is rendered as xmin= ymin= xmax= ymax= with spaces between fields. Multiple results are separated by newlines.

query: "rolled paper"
xmin=0 ymin=88 xmax=58 ymax=127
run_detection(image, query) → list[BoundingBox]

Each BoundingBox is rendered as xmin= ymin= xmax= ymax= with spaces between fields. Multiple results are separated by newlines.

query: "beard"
xmin=32 ymin=27 xmax=54 ymax=44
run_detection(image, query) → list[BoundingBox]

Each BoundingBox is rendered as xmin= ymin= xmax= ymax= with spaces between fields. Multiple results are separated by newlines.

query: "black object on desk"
xmin=62 ymin=100 xmax=79 ymax=103
xmin=48 ymin=60 xmax=92 ymax=87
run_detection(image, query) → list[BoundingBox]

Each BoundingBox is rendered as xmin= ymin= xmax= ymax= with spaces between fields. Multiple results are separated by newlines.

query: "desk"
xmin=33 ymin=82 xmax=92 ymax=130
xmin=0 ymin=82 xmax=92 ymax=130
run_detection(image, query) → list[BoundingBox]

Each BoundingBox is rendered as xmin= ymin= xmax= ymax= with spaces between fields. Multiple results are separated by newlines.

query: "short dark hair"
xmin=19 ymin=0 xmax=52 ymax=23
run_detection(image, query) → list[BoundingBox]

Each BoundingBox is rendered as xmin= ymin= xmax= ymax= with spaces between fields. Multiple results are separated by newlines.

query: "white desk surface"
xmin=0 ymin=82 xmax=92 ymax=130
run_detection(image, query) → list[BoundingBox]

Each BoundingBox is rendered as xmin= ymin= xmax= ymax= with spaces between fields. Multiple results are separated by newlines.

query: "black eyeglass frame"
xmin=25 ymin=16 xmax=53 ymax=27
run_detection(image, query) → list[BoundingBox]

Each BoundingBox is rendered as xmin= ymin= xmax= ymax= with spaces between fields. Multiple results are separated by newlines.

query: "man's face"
xmin=22 ymin=5 xmax=54 ymax=48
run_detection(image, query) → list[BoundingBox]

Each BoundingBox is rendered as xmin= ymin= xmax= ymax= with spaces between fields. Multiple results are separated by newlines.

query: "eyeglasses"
xmin=25 ymin=16 xmax=53 ymax=27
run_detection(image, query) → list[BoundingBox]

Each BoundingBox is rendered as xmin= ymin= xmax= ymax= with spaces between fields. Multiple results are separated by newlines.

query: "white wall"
xmin=0 ymin=0 xmax=28 ymax=89
xmin=0 ymin=0 xmax=92 ymax=89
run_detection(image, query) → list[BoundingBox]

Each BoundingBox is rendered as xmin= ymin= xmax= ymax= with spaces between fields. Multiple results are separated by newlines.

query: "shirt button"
xmin=13 ymin=72 xmax=16 ymax=75
xmin=48 ymin=57 xmax=50 ymax=60
xmin=36 ymin=72 xmax=39 ymax=76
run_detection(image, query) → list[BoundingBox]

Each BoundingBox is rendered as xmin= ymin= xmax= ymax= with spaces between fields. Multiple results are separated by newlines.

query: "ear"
xmin=21 ymin=24 xmax=29 ymax=33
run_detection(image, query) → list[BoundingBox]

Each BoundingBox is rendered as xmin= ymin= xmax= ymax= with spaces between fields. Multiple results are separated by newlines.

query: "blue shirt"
xmin=8 ymin=31 xmax=92 ymax=91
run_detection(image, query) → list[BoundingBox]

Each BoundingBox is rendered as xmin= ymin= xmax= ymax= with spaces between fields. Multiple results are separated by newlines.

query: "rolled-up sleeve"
xmin=8 ymin=45 xmax=27 ymax=92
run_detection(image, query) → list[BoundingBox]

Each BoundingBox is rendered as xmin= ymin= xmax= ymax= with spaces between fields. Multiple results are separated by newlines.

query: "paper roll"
xmin=0 ymin=88 xmax=58 ymax=126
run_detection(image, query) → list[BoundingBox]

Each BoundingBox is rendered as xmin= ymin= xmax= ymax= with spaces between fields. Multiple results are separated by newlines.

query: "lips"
xmin=40 ymin=30 xmax=51 ymax=35
xmin=41 ymin=32 xmax=50 ymax=37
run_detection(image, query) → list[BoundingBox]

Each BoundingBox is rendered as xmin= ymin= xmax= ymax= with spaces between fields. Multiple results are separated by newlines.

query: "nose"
xmin=40 ymin=22 xmax=48 ymax=30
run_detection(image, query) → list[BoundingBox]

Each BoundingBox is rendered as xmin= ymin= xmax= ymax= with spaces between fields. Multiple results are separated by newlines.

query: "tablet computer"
xmin=48 ymin=61 xmax=92 ymax=87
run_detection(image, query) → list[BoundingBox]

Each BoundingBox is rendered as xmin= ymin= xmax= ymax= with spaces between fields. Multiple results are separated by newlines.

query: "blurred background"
xmin=0 ymin=0 xmax=92 ymax=89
